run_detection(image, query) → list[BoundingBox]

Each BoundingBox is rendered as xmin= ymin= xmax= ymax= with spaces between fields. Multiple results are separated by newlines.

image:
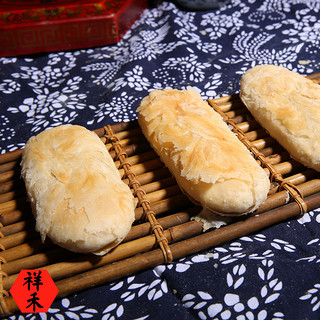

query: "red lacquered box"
xmin=0 ymin=0 xmax=148 ymax=57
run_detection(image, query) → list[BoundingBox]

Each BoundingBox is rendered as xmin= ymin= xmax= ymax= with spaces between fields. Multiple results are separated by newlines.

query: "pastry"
xmin=137 ymin=88 xmax=270 ymax=216
xmin=240 ymin=64 xmax=320 ymax=172
xmin=21 ymin=124 xmax=136 ymax=255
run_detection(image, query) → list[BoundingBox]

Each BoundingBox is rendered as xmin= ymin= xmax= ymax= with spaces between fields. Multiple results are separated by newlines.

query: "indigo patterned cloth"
xmin=1 ymin=1 xmax=320 ymax=319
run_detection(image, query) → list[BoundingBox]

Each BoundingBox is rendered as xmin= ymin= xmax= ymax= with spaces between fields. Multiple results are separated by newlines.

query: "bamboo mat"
xmin=1 ymin=73 xmax=320 ymax=316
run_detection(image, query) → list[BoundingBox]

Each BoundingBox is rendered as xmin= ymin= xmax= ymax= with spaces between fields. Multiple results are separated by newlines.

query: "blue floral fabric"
xmin=1 ymin=1 xmax=320 ymax=319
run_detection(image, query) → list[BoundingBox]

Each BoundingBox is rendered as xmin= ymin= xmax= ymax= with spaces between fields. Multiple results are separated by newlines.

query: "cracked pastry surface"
xmin=21 ymin=124 xmax=135 ymax=255
xmin=137 ymin=88 xmax=270 ymax=216
xmin=240 ymin=64 xmax=320 ymax=172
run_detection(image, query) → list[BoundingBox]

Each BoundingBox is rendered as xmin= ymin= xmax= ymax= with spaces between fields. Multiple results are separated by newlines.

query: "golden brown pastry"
xmin=240 ymin=64 xmax=320 ymax=172
xmin=137 ymin=88 xmax=270 ymax=216
xmin=21 ymin=124 xmax=135 ymax=255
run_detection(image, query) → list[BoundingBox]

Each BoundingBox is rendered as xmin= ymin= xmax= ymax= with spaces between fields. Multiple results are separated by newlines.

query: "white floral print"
xmin=1 ymin=1 xmax=320 ymax=319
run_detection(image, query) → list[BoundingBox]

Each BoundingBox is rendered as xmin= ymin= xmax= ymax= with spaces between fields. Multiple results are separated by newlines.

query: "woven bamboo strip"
xmin=0 ymin=181 xmax=19 ymax=195
xmin=0 ymin=192 xmax=15 ymax=204
xmin=265 ymin=152 xmax=290 ymax=166
xmin=232 ymin=114 xmax=251 ymax=125
xmin=0 ymin=208 xmax=32 ymax=227
xmin=113 ymin=150 xmax=157 ymax=169
xmin=3 ymin=235 xmax=162 ymax=291
xmin=134 ymin=194 xmax=192 ymax=221
xmin=108 ymin=142 xmax=151 ymax=160
xmin=211 ymin=94 xmax=238 ymax=104
xmin=235 ymin=120 xmax=260 ymax=133
xmin=0 ymin=171 xmax=16 ymax=184
xmin=104 ymin=135 xmax=146 ymax=152
xmin=103 ymin=127 xmax=143 ymax=142
xmin=284 ymin=170 xmax=318 ymax=186
xmin=4 ymin=191 xmax=320 ymax=317
xmin=106 ymin=139 xmax=150 ymax=156
xmin=265 ymin=171 xmax=319 ymax=197
xmin=144 ymin=185 xmax=182 ymax=204
xmin=0 ymin=220 xmax=33 ymax=237
xmin=307 ymin=72 xmax=320 ymax=83
xmin=0 ymin=229 xmax=39 ymax=250
xmin=0 ymin=190 xmax=26 ymax=205
xmin=123 ymin=167 xmax=172 ymax=187
xmin=251 ymin=136 xmax=277 ymax=150
xmin=0 ymin=179 xmax=302 ymax=251
xmin=0 ymin=151 xmax=21 ymax=166
xmin=259 ymin=144 xmax=284 ymax=158
xmin=138 ymin=177 xmax=177 ymax=194
xmin=126 ymin=208 xmax=199 ymax=242
xmin=133 ymin=184 xmax=181 ymax=202
xmin=118 ymin=158 xmax=164 ymax=179
xmin=213 ymin=95 xmax=242 ymax=110
xmin=1 ymin=209 xmax=197 ymax=281
xmin=0 ymin=256 xmax=9 ymax=317
xmin=224 ymin=107 xmax=249 ymax=119
xmin=3 ymin=218 xmax=202 ymax=291
xmin=94 ymin=120 xmax=140 ymax=137
xmin=0 ymin=162 xmax=18 ymax=175
xmin=0 ymin=198 xmax=27 ymax=214
xmin=2 ymin=248 xmax=78 ymax=279
xmin=293 ymin=179 xmax=320 ymax=197
xmin=258 ymin=160 xmax=304 ymax=179
xmin=103 ymin=125 xmax=173 ymax=263
xmin=170 ymin=191 xmax=320 ymax=260
xmin=245 ymin=128 xmax=269 ymax=142
xmin=272 ymin=160 xmax=304 ymax=177
xmin=0 ymin=238 xmax=56 ymax=263
xmin=110 ymin=120 xmax=140 ymax=133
